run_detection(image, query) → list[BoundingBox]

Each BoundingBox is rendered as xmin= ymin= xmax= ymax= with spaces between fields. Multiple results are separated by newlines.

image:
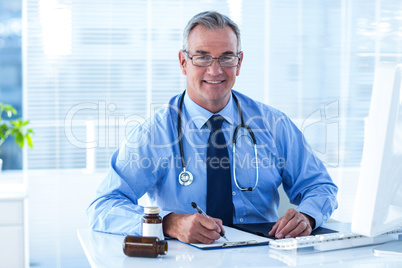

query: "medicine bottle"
xmin=142 ymin=206 xmax=164 ymax=240
xmin=123 ymin=236 xmax=168 ymax=258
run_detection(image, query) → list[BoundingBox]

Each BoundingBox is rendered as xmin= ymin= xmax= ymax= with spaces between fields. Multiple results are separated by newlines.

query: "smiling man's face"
xmin=179 ymin=25 xmax=243 ymax=113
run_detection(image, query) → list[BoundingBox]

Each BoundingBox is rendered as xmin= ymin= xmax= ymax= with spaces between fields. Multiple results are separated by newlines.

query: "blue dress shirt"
xmin=87 ymin=90 xmax=338 ymax=235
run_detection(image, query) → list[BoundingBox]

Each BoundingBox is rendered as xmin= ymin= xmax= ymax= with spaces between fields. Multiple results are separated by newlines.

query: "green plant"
xmin=0 ymin=103 xmax=34 ymax=151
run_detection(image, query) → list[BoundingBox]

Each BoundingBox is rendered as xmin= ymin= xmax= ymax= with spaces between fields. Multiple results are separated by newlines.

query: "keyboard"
xmin=269 ymin=228 xmax=402 ymax=253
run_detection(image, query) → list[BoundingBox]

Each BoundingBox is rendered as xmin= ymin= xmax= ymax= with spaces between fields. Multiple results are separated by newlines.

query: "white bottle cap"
xmin=144 ymin=206 xmax=160 ymax=214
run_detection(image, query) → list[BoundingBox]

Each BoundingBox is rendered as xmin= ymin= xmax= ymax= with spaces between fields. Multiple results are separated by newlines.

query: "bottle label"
xmin=142 ymin=223 xmax=164 ymax=240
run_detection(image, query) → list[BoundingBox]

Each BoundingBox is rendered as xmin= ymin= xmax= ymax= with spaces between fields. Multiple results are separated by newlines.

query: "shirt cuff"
xmin=297 ymin=200 xmax=324 ymax=230
xmin=160 ymin=209 xmax=174 ymax=219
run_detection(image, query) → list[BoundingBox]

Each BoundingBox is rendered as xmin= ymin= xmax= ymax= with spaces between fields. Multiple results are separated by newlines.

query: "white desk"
xmin=77 ymin=223 xmax=402 ymax=267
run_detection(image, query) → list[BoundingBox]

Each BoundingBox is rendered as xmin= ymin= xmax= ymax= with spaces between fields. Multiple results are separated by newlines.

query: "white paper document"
xmin=190 ymin=226 xmax=273 ymax=249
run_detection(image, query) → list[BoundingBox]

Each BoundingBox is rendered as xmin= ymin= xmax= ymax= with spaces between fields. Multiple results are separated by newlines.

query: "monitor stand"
xmin=373 ymin=240 xmax=402 ymax=256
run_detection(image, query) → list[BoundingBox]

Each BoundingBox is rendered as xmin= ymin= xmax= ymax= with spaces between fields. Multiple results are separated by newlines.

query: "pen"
xmin=191 ymin=202 xmax=228 ymax=241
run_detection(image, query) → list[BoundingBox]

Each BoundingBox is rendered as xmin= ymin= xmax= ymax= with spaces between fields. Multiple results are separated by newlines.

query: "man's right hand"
xmin=162 ymin=212 xmax=224 ymax=244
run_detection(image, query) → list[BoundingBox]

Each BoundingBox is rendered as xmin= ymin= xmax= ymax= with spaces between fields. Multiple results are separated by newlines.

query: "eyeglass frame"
xmin=182 ymin=50 xmax=241 ymax=67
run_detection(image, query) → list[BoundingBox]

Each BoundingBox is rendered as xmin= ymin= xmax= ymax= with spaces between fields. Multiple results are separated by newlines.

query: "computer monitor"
xmin=351 ymin=62 xmax=402 ymax=237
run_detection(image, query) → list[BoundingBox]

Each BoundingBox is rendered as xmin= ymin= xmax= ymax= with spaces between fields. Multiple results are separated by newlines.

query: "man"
xmin=87 ymin=11 xmax=338 ymax=244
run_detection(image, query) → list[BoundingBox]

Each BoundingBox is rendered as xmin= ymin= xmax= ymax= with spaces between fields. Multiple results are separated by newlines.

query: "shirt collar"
xmin=183 ymin=91 xmax=235 ymax=130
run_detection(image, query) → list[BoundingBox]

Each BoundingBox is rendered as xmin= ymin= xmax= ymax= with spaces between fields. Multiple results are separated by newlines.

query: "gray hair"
xmin=182 ymin=11 xmax=241 ymax=53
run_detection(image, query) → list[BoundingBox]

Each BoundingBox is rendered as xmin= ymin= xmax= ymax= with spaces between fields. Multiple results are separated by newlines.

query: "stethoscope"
xmin=177 ymin=90 xmax=259 ymax=191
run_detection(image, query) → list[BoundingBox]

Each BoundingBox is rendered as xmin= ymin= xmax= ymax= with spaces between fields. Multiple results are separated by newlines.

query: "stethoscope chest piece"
xmin=178 ymin=169 xmax=194 ymax=186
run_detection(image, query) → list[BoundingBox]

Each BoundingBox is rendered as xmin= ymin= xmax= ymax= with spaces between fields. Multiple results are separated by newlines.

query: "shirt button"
xmin=232 ymin=191 xmax=236 ymax=196
xmin=240 ymin=218 xmax=244 ymax=223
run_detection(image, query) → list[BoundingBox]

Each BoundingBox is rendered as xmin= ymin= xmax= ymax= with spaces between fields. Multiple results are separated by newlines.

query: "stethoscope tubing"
xmin=177 ymin=90 xmax=258 ymax=191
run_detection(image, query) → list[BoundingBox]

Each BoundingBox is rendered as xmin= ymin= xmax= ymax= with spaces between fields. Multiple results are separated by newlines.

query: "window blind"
xmin=24 ymin=0 xmax=402 ymax=170
xmin=24 ymin=0 xmax=230 ymax=169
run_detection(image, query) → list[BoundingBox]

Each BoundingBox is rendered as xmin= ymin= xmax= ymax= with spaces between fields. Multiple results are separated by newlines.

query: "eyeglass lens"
xmin=192 ymin=55 xmax=239 ymax=67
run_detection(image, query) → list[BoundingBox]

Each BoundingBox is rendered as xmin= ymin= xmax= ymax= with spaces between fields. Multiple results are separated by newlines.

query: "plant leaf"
xmin=15 ymin=132 xmax=24 ymax=148
xmin=10 ymin=128 xmax=19 ymax=135
xmin=0 ymin=103 xmax=34 ymax=150
xmin=0 ymin=124 xmax=8 ymax=136
xmin=26 ymin=134 xmax=33 ymax=148
xmin=4 ymin=105 xmax=17 ymax=117
xmin=9 ymin=106 xmax=17 ymax=115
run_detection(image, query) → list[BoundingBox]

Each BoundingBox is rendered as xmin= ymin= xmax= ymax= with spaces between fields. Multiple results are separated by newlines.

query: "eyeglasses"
xmin=183 ymin=50 xmax=240 ymax=67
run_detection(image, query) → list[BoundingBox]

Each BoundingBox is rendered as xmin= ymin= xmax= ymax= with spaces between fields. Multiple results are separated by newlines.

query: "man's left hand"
xmin=268 ymin=208 xmax=315 ymax=239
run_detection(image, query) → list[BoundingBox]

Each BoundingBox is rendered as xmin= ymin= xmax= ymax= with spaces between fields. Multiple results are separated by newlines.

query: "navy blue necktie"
xmin=206 ymin=115 xmax=233 ymax=225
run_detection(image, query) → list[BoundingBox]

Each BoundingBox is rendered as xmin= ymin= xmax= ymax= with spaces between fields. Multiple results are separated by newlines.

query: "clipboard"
xmin=189 ymin=226 xmax=273 ymax=249
xmin=232 ymin=222 xmax=338 ymax=238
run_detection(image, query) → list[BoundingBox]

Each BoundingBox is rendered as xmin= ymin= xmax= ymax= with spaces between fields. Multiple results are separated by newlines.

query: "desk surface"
xmin=78 ymin=223 xmax=402 ymax=268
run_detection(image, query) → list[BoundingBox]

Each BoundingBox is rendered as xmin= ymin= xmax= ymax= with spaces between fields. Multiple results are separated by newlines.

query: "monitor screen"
xmin=352 ymin=63 xmax=402 ymax=236
xmin=351 ymin=62 xmax=402 ymax=237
